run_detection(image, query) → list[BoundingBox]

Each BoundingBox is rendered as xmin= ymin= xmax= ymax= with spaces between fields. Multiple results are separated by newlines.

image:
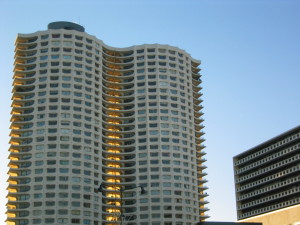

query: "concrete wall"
xmin=239 ymin=205 xmax=300 ymax=225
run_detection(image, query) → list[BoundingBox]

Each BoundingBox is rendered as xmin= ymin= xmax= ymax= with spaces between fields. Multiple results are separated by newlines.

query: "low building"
xmin=197 ymin=222 xmax=261 ymax=225
xmin=233 ymin=125 xmax=300 ymax=225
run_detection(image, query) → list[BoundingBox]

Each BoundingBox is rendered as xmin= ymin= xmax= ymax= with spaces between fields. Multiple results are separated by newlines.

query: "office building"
xmin=233 ymin=125 xmax=300 ymax=225
xmin=7 ymin=21 xmax=208 ymax=225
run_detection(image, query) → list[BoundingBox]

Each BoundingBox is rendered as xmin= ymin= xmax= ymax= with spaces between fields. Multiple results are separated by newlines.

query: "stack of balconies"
xmin=191 ymin=60 xmax=209 ymax=220
xmin=101 ymin=48 xmax=137 ymax=223
xmin=7 ymin=36 xmax=37 ymax=225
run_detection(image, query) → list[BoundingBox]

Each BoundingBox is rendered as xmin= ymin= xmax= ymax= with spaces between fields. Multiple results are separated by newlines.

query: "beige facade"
xmin=239 ymin=205 xmax=300 ymax=225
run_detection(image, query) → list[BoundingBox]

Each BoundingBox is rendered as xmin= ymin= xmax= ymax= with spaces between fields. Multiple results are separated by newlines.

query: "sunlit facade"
xmin=234 ymin=125 xmax=300 ymax=225
xmin=7 ymin=21 xmax=208 ymax=225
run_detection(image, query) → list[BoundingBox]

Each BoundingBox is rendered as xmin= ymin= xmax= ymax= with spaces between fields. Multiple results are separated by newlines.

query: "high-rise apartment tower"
xmin=7 ymin=22 xmax=207 ymax=225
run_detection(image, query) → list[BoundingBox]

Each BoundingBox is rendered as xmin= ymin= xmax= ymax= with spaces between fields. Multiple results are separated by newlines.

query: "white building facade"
xmin=7 ymin=22 xmax=207 ymax=225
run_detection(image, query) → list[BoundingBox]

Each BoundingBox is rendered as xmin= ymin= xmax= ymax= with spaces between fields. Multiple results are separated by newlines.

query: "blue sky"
xmin=0 ymin=0 xmax=299 ymax=223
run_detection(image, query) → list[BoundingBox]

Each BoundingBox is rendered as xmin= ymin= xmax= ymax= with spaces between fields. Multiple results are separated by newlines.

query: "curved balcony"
xmin=102 ymin=152 xmax=136 ymax=160
xmin=102 ymin=54 xmax=134 ymax=64
xmin=193 ymin=96 xmax=202 ymax=105
xmin=13 ymin=71 xmax=35 ymax=80
xmin=15 ymin=56 xmax=36 ymax=64
xmin=13 ymin=78 xmax=35 ymax=87
xmin=102 ymin=78 xmax=134 ymax=88
xmin=11 ymin=107 xmax=34 ymax=115
xmin=9 ymin=152 xmax=32 ymax=161
xmin=102 ymin=146 xmax=135 ymax=154
xmin=197 ymin=164 xmax=207 ymax=171
xmin=102 ymin=117 xmax=135 ymax=125
xmin=9 ymin=161 xmax=32 ymax=169
xmin=6 ymin=202 xmax=30 ymax=210
xmin=194 ymin=116 xmax=203 ymax=126
xmin=198 ymin=178 xmax=208 ymax=185
xmin=191 ymin=61 xmax=201 ymax=68
xmin=192 ymin=66 xmax=201 ymax=73
xmin=8 ymin=211 xmax=30 ymax=218
xmin=101 ymin=177 xmax=137 ymax=187
xmin=13 ymin=78 xmax=35 ymax=88
xmin=102 ymin=146 xmax=134 ymax=153
xmin=9 ymin=145 xmax=32 ymax=153
xmin=194 ymin=117 xmax=204 ymax=125
xmin=16 ymin=36 xmax=38 ymax=44
xmin=102 ymin=176 xmax=137 ymax=184
xmin=8 ymin=178 xmax=31 ymax=187
xmin=192 ymin=72 xmax=201 ymax=80
xmin=102 ymin=162 xmax=136 ymax=170
xmin=197 ymin=171 xmax=208 ymax=178
xmin=13 ymin=86 xmax=35 ymax=93
xmin=14 ymin=62 xmax=37 ymax=71
xmin=102 ymin=199 xmax=137 ymax=210
xmin=11 ymin=104 xmax=34 ymax=111
xmin=195 ymin=123 xmax=204 ymax=130
xmin=103 ymin=62 xmax=135 ymax=70
xmin=193 ymin=94 xmax=202 ymax=102
xmin=192 ymin=79 xmax=201 ymax=86
xmin=102 ymin=83 xmax=134 ymax=92
xmin=10 ymin=115 xmax=34 ymax=124
xmin=103 ymin=145 xmax=135 ymax=156
xmin=102 ymin=86 xmax=134 ymax=96
xmin=102 ymin=48 xmax=134 ymax=58
xmin=7 ymin=193 xmax=30 ymax=202
xmin=194 ymin=107 xmax=204 ymax=116
xmin=7 ymin=186 xmax=30 ymax=194
xmin=102 ymin=110 xmax=135 ymax=118
xmin=196 ymin=138 xmax=205 ymax=146
xmin=199 ymin=192 xmax=209 ymax=198
xmin=193 ymin=104 xmax=202 ymax=112
xmin=103 ymin=131 xmax=135 ymax=139
xmin=6 ymin=219 xmax=29 ymax=225
xmin=198 ymin=185 xmax=208 ymax=191
xmin=102 ymin=100 xmax=135 ymax=109
xmin=102 ymin=124 xmax=135 ymax=132
xmin=103 ymin=168 xmax=136 ymax=175
xmin=192 ymin=83 xmax=201 ymax=92
xmin=15 ymin=43 xmax=37 ymax=52
xmin=103 ymin=94 xmax=134 ymax=103
xmin=102 ymin=213 xmax=136 ymax=224
xmin=102 ymin=173 xmax=137 ymax=183
xmin=103 ymin=68 xmax=134 ymax=77
xmin=14 ymin=59 xmax=36 ymax=67
xmin=104 ymin=95 xmax=135 ymax=102
xmin=15 ymin=49 xmax=37 ymax=58
xmin=102 ymin=74 xmax=134 ymax=83
xmin=102 ymin=153 xmax=136 ymax=161
xmin=8 ymin=169 xmax=31 ymax=177
xmin=12 ymin=92 xmax=35 ymax=101
xmin=9 ymin=139 xmax=33 ymax=147
xmin=102 ymin=114 xmax=135 ymax=123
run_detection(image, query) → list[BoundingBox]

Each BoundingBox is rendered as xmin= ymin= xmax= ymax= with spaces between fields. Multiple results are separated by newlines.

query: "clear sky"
xmin=0 ymin=0 xmax=299 ymax=223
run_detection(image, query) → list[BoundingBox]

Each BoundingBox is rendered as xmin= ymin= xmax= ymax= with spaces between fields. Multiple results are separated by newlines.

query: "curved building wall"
xmin=7 ymin=23 xmax=207 ymax=225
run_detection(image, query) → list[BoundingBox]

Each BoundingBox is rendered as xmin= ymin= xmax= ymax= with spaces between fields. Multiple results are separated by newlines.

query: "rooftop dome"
xmin=48 ymin=21 xmax=85 ymax=32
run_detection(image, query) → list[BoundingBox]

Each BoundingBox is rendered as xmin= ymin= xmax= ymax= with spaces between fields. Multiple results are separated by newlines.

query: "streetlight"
xmin=97 ymin=183 xmax=146 ymax=224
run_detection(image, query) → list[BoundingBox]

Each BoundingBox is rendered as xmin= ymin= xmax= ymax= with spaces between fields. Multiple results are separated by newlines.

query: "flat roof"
xmin=233 ymin=125 xmax=300 ymax=159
